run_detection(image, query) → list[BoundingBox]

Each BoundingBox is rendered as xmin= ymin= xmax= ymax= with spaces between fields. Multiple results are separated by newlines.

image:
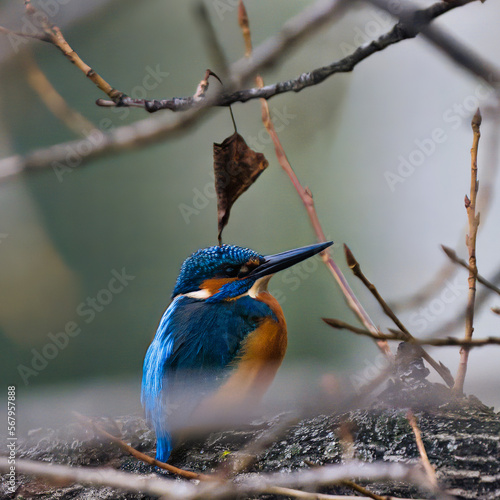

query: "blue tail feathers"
xmin=155 ymin=433 xmax=173 ymax=462
xmin=141 ymin=297 xmax=181 ymax=463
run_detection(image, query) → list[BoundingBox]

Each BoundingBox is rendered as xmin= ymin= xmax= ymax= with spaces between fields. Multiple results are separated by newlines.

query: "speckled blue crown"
xmin=172 ymin=245 xmax=264 ymax=297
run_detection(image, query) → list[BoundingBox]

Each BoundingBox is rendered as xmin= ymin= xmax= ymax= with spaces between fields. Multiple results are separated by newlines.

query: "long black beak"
xmin=246 ymin=241 xmax=333 ymax=280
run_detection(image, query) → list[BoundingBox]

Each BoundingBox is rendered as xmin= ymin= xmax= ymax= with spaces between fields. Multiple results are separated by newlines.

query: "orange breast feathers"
xmin=195 ymin=290 xmax=287 ymax=416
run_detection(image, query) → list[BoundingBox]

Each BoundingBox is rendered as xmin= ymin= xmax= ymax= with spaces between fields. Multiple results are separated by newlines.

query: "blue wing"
xmin=141 ymin=295 xmax=274 ymax=462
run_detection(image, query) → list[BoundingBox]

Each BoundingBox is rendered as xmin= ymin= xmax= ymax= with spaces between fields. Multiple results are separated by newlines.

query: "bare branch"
xmin=453 ymin=108 xmax=482 ymax=396
xmin=96 ymin=0 xmax=478 ymax=112
xmin=0 ymin=2 xmax=123 ymax=102
xmin=74 ymin=412 xmax=210 ymax=481
xmin=343 ymin=245 xmax=454 ymax=387
xmin=0 ymin=0 xmax=483 ymax=181
xmin=441 ymin=245 xmax=500 ymax=297
xmin=323 ymin=317 xmax=500 ymax=347
xmin=391 ymin=108 xmax=500 ymax=313
xmin=424 ymin=265 xmax=500 ymax=338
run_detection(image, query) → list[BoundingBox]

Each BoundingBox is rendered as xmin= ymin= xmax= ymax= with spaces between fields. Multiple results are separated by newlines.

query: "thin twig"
xmin=238 ymin=0 xmax=391 ymax=358
xmin=391 ymin=107 xmax=500 ymax=312
xmin=323 ymin=317 xmax=500 ymax=347
xmin=74 ymin=412 xmax=211 ymax=481
xmin=406 ymin=411 xmax=438 ymax=489
xmin=343 ymin=245 xmax=454 ymax=387
xmin=340 ymin=481 xmax=386 ymax=500
xmin=194 ymin=1 xmax=230 ymax=77
xmin=5 ymin=2 xmax=124 ymax=102
xmin=441 ymin=245 xmax=500 ymax=296
xmin=424 ymin=265 xmax=500 ymax=338
xmin=453 ymin=108 xmax=482 ymax=397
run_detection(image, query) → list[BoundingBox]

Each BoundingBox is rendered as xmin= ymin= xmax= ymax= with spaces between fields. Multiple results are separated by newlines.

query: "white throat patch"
xmin=182 ymin=275 xmax=273 ymax=301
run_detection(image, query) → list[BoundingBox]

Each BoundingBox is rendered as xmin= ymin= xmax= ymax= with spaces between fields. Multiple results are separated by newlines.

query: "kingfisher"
xmin=141 ymin=241 xmax=332 ymax=462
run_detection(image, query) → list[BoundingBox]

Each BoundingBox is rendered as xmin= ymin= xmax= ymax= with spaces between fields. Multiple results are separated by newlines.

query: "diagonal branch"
xmin=73 ymin=412 xmax=211 ymax=481
xmin=1 ymin=1 xmax=123 ymax=102
xmin=237 ymin=0 xmax=391 ymax=357
xmin=96 ymin=0 xmax=479 ymax=112
xmin=441 ymin=245 xmax=500 ymax=296
xmin=406 ymin=411 xmax=438 ymax=489
xmin=324 ymin=317 xmax=500 ymax=347
xmin=343 ymin=245 xmax=454 ymax=387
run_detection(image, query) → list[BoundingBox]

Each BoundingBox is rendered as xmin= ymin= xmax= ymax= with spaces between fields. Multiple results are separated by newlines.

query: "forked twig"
xmin=343 ymin=245 xmax=454 ymax=387
xmin=453 ymin=109 xmax=482 ymax=396
xmin=3 ymin=1 xmax=124 ymax=102
xmin=441 ymin=245 xmax=500 ymax=296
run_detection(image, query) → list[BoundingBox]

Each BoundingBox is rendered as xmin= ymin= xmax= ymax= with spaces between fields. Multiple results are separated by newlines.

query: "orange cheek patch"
xmin=201 ymin=277 xmax=237 ymax=295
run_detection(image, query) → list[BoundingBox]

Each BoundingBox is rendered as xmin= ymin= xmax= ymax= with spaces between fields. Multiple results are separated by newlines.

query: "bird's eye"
xmin=223 ymin=265 xmax=238 ymax=276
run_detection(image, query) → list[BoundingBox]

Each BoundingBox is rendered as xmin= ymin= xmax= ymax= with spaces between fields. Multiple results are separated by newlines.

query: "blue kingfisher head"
xmin=172 ymin=242 xmax=332 ymax=303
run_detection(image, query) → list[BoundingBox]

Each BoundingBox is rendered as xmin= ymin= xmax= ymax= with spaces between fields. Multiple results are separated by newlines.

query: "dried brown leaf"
xmin=214 ymin=132 xmax=268 ymax=244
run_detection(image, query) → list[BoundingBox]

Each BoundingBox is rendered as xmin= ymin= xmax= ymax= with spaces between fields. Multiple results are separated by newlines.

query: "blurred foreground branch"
xmin=0 ymin=456 xmax=440 ymax=500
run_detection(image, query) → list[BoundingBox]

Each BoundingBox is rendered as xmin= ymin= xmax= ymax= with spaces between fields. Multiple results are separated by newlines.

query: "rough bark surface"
xmin=2 ymin=347 xmax=499 ymax=499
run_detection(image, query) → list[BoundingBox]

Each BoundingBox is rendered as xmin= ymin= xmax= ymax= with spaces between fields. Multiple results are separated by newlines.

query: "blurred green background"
xmin=1 ymin=0 xmax=500 ymax=430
